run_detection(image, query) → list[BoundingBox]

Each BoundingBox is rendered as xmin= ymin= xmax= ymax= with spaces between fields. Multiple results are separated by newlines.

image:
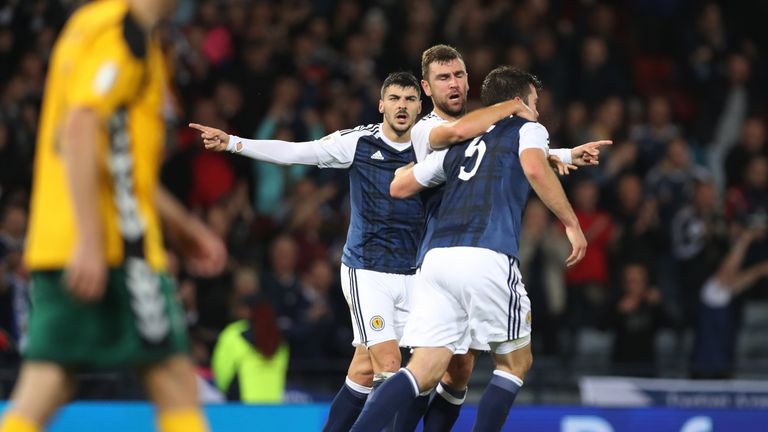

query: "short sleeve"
xmin=518 ymin=122 xmax=550 ymax=156
xmin=411 ymin=120 xmax=434 ymax=162
xmin=413 ymin=149 xmax=447 ymax=187
xmin=66 ymin=29 xmax=145 ymax=120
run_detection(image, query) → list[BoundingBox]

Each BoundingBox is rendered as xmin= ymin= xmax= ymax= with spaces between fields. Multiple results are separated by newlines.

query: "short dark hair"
xmin=421 ymin=44 xmax=464 ymax=80
xmin=381 ymin=71 xmax=421 ymax=99
xmin=480 ymin=66 xmax=542 ymax=106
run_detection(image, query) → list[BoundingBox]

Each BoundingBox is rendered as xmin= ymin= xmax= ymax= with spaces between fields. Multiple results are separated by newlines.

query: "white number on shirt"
xmin=458 ymin=136 xmax=487 ymax=181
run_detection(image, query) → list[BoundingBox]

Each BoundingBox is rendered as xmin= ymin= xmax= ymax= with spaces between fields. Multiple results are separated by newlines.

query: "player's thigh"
xmin=394 ymin=273 xmax=416 ymax=340
xmin=407 ymin=347 xmax=455 ymax=392
xmin=400 ymin=250 xmax=468 ymax=353
xmin=340 ymin=264 xmax=407 ymax=347
xmin=24 ymin=269 xmax=188 ymax=368
xmin=491 ymin=340 xmax=533 ymax=379
xmin=466 ymin=253 xmax=532 ymax=348
xmin=141 ymin=354 xmax=199 ymax=411
xmin=6 ymin=361 xmax=76 ymax=425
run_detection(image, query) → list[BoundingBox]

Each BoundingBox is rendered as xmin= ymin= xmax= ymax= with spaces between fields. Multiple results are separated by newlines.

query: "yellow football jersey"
xmin=25 ymin=0 xmax=167 ymax=271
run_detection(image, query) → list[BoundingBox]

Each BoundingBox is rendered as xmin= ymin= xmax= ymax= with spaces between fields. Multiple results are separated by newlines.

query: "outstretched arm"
xmin=189 ymin=123 xmax=354 ymax=168
xmin=547 ymin=140 xmax=613 ymax=176
xmin=570 ymin=140 xmax=613 ymax=166
xmin=429 ymin=98 xmax=535 ymax=149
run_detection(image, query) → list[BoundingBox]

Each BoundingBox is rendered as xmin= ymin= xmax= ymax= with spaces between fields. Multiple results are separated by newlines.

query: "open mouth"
xmin=396 ymin=113 xmax=408 ymax=121
xmin=448 ymin=93 xmax=461 ymax=101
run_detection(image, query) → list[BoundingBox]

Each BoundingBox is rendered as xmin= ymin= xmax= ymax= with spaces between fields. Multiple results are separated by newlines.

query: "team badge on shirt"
xmin=526 ymin=311 xmax=532 ymax=325
xmin=370 ymin=315 xmax=385 ymax=331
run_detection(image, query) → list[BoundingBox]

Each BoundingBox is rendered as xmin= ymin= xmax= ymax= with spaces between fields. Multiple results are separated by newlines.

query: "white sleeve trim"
xmin=549 ymin=148 xmax=572 ymax=164
xmin=518 ymin=122 xmax=549 ymax=156
xmin=412 ymin=114 xmax=447 ymax=162
xmin=413 ymin=149 xmax=447 ymax=187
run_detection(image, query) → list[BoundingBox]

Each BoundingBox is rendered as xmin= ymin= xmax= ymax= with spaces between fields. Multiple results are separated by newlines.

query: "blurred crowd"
xmin=1 ymin=0 xmax=768 ymax=400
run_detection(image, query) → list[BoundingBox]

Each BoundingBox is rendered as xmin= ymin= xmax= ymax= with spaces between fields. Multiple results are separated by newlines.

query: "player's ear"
xmin=421 ymin=80 xmax=432 ymax=97
xmin=378 ymin=99 xmax=385 ymax=114
xmin=417 ymin=99 xmax=422 ymax=115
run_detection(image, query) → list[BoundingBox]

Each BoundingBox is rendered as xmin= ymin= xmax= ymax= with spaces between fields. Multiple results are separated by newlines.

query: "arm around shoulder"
xmin=429 ymin=99 xmax=532 ymax=150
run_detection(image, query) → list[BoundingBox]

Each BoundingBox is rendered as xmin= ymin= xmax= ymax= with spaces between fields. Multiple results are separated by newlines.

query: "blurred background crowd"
xmin=1 ymin=0 xmax=768 ymax=403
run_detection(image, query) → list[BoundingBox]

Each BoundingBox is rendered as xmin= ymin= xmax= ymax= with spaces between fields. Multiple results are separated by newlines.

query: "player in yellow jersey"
xmin=0 ymin=1 xmax=226 ymax=432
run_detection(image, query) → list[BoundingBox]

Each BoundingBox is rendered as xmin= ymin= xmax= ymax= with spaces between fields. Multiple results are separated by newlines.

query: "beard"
xmin=434 ymin=96 xmax=466 ymax=117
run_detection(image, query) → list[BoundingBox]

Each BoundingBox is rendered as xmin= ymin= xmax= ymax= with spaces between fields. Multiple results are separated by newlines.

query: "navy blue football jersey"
xmin=426 ymin=116 xmax=541 ymax=258
xmin=339 ymin=125 xmax=424 ymax=274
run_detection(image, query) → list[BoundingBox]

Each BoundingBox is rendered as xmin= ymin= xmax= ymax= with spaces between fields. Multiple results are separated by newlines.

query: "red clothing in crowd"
xmin=565 ymin=210 xmax=615 ymax=286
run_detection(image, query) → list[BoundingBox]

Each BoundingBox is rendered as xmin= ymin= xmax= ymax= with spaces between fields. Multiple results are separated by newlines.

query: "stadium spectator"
xmin=671 ymin=178 xmax=729 ymax=326
xmin=630 ymin=95 xmax=682 ymax=174
xmin=691 ymin=228 xmax=768 ymax=379
xmin=608 ymin=263 xmax=666 ymax=376
xmin=211 ymin=293 xmax=289 ymax=403
xmin=566 ymin=179 xmax=615 ymax=328
xmin=287 ymin=259 xmax=340 ymax=361
xmin=519 ymin=198 xmax=570 ymax=355
xmin=609 ymin=174 xmax=661 ymax=272
xmin=724 ymin=117 xmax=768 ymax=189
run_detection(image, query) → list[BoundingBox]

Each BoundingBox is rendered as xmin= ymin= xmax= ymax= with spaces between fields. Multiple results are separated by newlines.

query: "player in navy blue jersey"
xmin=192 ymin=68 xmax=539 ymax=431
xmin=191 ymin=72 xmax=425 ymax=431
xmin=396 ymin=44 xmax=609 ymax=432
xmin=350 ymin=67 xmax=588 ymax=431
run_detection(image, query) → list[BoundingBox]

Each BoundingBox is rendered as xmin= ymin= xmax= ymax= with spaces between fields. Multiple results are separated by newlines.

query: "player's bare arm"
xmin=716 ymin=228 xmax=768 ymax=294
xmin=429 ymin=98 xmax=536 ymax=150
xmin=520 ymin=147 xmax=587 ymax=267
xmin=156 ymin=186 xmax=227 ymax=277
xmin=63 ymin=107 xmax=107 ymax=302
xmin=390 ymin=162 xmax=423 ymax=198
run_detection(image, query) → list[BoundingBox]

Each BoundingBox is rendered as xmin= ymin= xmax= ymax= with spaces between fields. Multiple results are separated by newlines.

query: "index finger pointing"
xmin=590 ymin=140 xmax=613 ymax=148
xmin=189 ymin=123 xmax=211 ymax=133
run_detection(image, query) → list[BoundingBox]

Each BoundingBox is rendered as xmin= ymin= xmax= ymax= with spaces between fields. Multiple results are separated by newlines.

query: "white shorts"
xmin=401 ymin=247 xmax=532 ymax=355
xmin=340 ymin=263 xmax=414 ymax=347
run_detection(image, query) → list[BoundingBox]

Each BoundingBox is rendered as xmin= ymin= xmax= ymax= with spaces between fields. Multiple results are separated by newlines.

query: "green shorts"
xmin=24 ymin=266 xmax=189 ymax=368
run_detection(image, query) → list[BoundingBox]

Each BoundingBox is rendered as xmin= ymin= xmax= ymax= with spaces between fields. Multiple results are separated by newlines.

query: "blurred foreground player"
xmin=0 ymin=1 xmax=226 ymax=431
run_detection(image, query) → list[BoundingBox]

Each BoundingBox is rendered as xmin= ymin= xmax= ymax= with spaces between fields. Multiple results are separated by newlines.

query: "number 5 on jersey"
xmin=458 ymin=136 xmax=487 ymax=181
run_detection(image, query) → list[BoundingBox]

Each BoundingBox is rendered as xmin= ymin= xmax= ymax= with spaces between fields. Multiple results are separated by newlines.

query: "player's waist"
xmin=426 ymin=237 xmax=519 ymax=261
xmin=340 ymin=254 xmax=417 ymax=275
